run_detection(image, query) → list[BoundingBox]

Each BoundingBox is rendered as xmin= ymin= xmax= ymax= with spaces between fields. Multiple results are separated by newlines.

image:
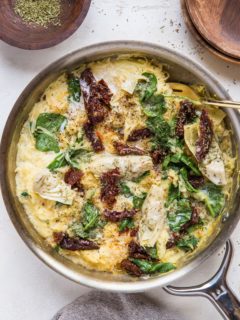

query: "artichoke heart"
xmin=184 ymin=123 xmax=226 ymax=185
xmin=87 ymin=154 xmax=153 ymax=179
xmin=138 ymin=184 xmax=168 ymax=247
xmin=33 ymin=170 xmax=75 ymax=205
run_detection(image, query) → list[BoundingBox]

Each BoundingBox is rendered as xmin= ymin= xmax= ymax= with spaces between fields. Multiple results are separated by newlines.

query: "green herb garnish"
xmin=132 ymin=171 xmax=150 ymax=183
xmin=176 ymin=235 xmax=199 ymax=252
xmin=21 ymin=191 xmax=30 ymax=197
xmin=119 ymin=218 xmax=135 ymax=232
xmin=68 ymin=75 xmax=81 ymax=102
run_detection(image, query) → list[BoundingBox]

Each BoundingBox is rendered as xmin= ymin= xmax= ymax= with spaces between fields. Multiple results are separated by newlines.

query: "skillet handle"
xmin=163 ymin=240 xmax=240 ymax=320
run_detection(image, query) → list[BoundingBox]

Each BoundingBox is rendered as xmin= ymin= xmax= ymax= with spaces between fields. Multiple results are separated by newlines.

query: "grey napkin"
xmin=52 ymin=291 xmax=181 ymax=320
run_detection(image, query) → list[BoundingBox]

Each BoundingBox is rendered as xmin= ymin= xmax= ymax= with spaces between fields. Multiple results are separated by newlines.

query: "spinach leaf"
xmin=176 ymin=235 xmax=199 ymax=252
xmin=119 ymin=182 xmax=147 ymax=209
xmin=135 ymin=72 xmax=157 ymax=102
xmin=147 ymin=116 xmax=171 ymax=145
xmin=48 ymin=153 xmax=67 ymax=171
xmin=67 ymin=75 xmax=81 ymax=102
xmin=149 ymin=262 xmax=176 ymax=273
xmin=35 ymin=132 xmax=60 ymax=153
xmin=130 ymin=258 xmax=152 ymax=273
xmin=180 ymin=154 xmax=201 ymax=175
xmin=71 ymin=202 xmax=102 ymax=239
xmin=34 ymin=113 xmax=67 ymax=153
xmin=163 ymin=153 xmax=200 ymax=176
xmin=36 ymin=113 xmax=67 ymax=134
xmin=195 ymin=183 xmax=224 ymax=217
xmin=82 ymin=202 xmax=100 ymax=232
xmin=71 ymin=222 xmax=89 ymax=239
xmin=179 ymin=167 xmax=198 ymax=193
xmin=142 ymin=94 xmax=166 ymax=117
xmin=145 ymin=246 xmax=158 ymax=260
xmin=119 ymin=182 xmax=133 ymax=198
xmin=168 ymin=199 xmax=192 ymax=232
xmin=132 ymin=171 xmax=150 ymax=183
xmin=119 ymin=218 xmax=135 ymax=232
xmin=65 ymin=149 xmax=92 ymax=169
xmin=130 ymin=258 xmax=176 ymax=274
xmin=133 ymin=193 xmax=147 ymax=209
xmin=47 ymin=148 xmax=92 ymax=171
xmin=187 ymin=219 xmax=204 ymax=233
xmin=166 ymin=183 xmax=180 ymax=207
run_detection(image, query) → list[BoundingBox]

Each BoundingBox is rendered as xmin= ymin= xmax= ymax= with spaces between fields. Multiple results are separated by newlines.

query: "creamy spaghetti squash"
xmin=15 ymin=56 xmax=234 ymax=277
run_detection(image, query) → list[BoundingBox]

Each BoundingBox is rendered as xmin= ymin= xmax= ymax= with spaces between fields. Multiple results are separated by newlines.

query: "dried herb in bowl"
xmin=14 ymin=0 xmax=62 ymax=28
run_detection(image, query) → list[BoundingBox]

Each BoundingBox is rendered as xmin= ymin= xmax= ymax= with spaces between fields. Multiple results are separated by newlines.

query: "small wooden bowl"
xmin=181 ymin=0 xmax=240 ymax=64
xmin=0 ymin=0 xmax=91 ymax=50
xmin=185 ymin=0 xmax=240 ymax=60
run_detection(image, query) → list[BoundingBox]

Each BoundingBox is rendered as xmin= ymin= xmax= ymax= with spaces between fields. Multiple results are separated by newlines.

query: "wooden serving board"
xmin=185 ymin=0 xmax=240 ymax=60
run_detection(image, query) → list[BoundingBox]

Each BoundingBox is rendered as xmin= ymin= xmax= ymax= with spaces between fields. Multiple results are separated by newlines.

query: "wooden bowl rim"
xmin=0 ymin=0 xmax=92 ymax=50
xmin=185 ymin=0 xmax=240 ymax=60
xmin=182 ymin=0 xmax=240 ymax=65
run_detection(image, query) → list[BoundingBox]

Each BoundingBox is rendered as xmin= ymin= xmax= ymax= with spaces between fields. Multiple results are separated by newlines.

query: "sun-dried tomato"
xmin=188 ymin=174 xmax=205 ymax=189
xmin=83 ymin=121 xmax=104 ymax=152
xmin=150 ymin=148 xmax=168 ymax=165
xmin=56 ymin=233 xmax=99 ymax=251
xmin=53 ymin=231 xmax=65 ymax=244
xmin=64 ymin=168 xmax=84 ymax=193
xmin=130 ymin=227 xmax=139 ymax=237
xmin=104 ymin=209 xmax=136 ymax=222
xmin=196 ymin=110 xmax=213 ymax=161
xmin=176 ymin=100 xmax=196 ymax=138
xmin=180 ymin=205 xmax=200 ymax=233
xmin=166 ymin=233 xmax=181 ymax=249
xmin=97 ymin=79 xmax=112 ymax=106
xmin=128 ymin=241 xmax=150 ymax=260
xmin=80 ymin=68 xmax=112 ymax=125
xmin=127 ymin=128 xmax=152 ymax=142
xmin=113 ymin=141 xmax=145 ymax=156
xmin=100 ymin=168 xmax=121 ymax=208
xmin=120 ymin=259 xmax=142 ymax=277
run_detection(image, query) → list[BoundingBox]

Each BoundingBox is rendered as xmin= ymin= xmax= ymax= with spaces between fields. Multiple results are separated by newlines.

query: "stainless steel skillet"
xmin=0 ymin=41 xmax=240 ymax=319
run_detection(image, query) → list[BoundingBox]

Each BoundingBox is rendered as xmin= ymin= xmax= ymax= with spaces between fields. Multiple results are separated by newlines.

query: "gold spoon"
xmin=168 ymin=83 xmax=240 ymax=110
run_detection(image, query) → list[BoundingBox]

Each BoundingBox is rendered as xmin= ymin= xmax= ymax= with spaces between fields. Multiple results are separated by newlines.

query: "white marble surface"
xmin=0 ymin=1 xmax=240 ymax=319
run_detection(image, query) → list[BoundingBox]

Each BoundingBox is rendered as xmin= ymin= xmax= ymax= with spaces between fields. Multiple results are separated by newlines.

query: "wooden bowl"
xmin=0 ymin=0 xmax=91 ymax=50
xmin=185 ymin=0 xmax=240 ymax=60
